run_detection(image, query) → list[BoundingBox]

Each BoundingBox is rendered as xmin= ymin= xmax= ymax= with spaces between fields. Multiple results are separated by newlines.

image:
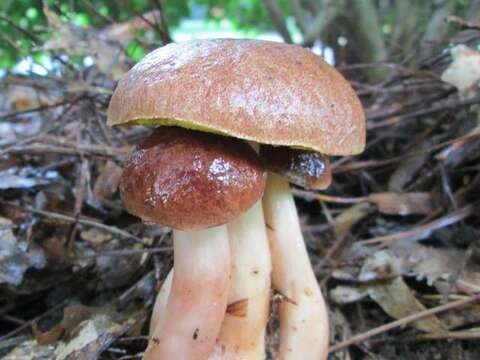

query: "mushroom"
xmin=118 ymin=127 xmax=266 ymax=359
xmin=107 ymin=39 xmax=365 ymax=360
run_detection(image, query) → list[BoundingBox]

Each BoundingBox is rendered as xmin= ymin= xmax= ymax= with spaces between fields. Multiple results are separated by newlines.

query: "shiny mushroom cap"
xmin=119 ymin=127 xmax=265 ymax=230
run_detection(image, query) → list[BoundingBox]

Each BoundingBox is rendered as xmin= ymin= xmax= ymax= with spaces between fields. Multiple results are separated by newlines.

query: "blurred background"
xmin=2 ymin=1 xmax=480 ymax=360
xmin=2 ymin=0 xmax=480 ymax=76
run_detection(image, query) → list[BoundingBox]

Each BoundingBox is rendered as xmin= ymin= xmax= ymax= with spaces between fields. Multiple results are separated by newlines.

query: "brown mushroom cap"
xmin=259 ymin=145 xmax=332 ymax=190
xmin=107 ymin=39 xmax=365 ymax=155
xmin=119 ymin=127 xmax=265 ymax=230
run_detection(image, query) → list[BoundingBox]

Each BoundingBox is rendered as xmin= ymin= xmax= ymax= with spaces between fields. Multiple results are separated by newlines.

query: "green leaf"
xmin=126 ymin=40 xmax=145 ymax=61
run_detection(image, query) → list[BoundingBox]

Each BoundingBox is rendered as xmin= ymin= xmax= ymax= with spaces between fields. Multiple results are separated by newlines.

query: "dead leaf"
xmin=441 ymin=45 xmax=480 ymax=91
xmin=0 ymin=167 xmax=55 ymax=189
xmin=330 ymin=285 xmax=368 ymax=304
xmin=4 ymin=84 xmax=46 ymax=111
xmin=392 ymin=244 xmax=461 ymax=286
xmin=359 ymin=250 xmax=403 ymax=281
xmin=41 ymin=5 xmax=129 ymax=80
xmin=93 ymin=161 xmax=123 ymax=200
xmin=357 ymin=250 xmax=447 ymax=333
xmin=347 ymin=240 xmax=480 ymax=294
xmin=61 ymin=305 xmax=102 ymax=336
xmin=390 ymin=242 xmax=480 ymax=294
xmin=439 ymin=303 xmax=480 ymax=329
xmin=0 ymin=217 xmax=46 ymax=285
xmin=100 ymin=10 xmax=160 ymax=44
xmin=95 ymin=242 xmax=143 ymax=289
xmin=388 ymin=151 xmax=429 ymax=192
xmin=54 ymin=314 xmax=134 ymax=360
xmin=330 ymin=276 xmax=446 ymax=334
xmin=330 ymin=267 xmax=362 ymax=282
xmin=368 ymin=277 xmax=447 ymax=333
xmin=3 ymin=340 xmax=55 ymax=360
xmin=7 ymin=305 xmax=139 ymax=360
xmin=368 ymin=192 xmax=435 ymax=216
xmin=436 ymin=123 xmax=480 ymax=165
xmin=329 ymin=308 xmax=353 ymax=360
xmin=32 ymin=321 xmax=65 ymax=345
xmin=334 ymin=202 xmax=374 ymax=241
xmin=80 ymin=228 xmax=112 ymax=244
xmin=331 ymin=250 xmax=448 ymax=333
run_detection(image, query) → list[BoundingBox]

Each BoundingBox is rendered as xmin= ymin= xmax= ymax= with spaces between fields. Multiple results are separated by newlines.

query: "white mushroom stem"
xmin=262 ymin=174 xmax=329 ymax=360
xmin=210 ymin=201 xmax=272 ymax=359
xmin=149 ymin=270 xmax=173 ymax=334
xmin=144 ymin=226 xmax=231 ymax=360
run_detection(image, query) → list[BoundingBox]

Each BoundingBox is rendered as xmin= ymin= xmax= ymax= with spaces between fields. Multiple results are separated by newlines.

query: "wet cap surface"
xmin=119 ymin=127 xmax=266 ymax=230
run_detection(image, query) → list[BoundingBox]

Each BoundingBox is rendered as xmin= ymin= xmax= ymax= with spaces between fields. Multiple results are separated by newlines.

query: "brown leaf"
xmin=100 ymin=10 xmax=161 ymax=45
xmin=368 ymin=192 xmax=434 ymax=216
xmin=368 ymin=277 xmax=448 ymax=334
xmin=32 ymin=322 xmax=65 ymax=345
xmin=93 ymin=161 xmax=123 ymax=200
xmin=436 ymin=124 xmax=480 ymax=165
xmin=4 ymin=84 xmax=51 ymax=111
xmin=334 ymin=202 xmax=373 ymax=240
xmin=61 ymin=305 xmax=100 ymax=336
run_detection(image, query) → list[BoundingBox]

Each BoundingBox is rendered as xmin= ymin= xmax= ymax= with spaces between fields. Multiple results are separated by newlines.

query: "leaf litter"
xmin=1 ymin=6 xmax=480 ymax=360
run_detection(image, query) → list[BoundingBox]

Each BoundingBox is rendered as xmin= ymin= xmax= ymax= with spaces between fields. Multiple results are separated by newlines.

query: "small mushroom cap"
xmin=108 ymin=39 xmax=365 ymax=156
xmin=260 ymin=145 xmax=332 ymax=190
xmin=119 ymin=127 xmax=265 ymax=230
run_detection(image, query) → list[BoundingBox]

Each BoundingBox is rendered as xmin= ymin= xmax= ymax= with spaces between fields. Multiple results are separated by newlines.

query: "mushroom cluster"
xmin=107 ymin=39 xmax=365 ymax=360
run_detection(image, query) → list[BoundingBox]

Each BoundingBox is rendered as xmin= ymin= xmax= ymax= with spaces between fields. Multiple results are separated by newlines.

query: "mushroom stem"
xmin=262 ymin=174 xmax=329 ymax=360
xmin=144 ymin=226 xmax=231 ymax=360
xmin=149 ymin=270 xmax=173 ymax=334
xmin=211 ymin=201 xmax=272 ymax=359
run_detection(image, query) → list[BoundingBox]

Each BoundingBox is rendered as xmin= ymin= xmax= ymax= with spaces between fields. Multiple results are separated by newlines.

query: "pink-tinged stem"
xmin=262 ymin=174 xmax=329 ymax=360
xmin=150 ymin=270 xmax=173 ymax=334
xmin=210 ymin=201 xmax=272 ymax=359
xmin=144 ymin=226 xmax=231 ymax=360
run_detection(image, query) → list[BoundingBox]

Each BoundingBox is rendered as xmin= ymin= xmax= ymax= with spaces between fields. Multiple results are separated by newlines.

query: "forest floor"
xmin=2 ymin=10 xmax=480 ymax=360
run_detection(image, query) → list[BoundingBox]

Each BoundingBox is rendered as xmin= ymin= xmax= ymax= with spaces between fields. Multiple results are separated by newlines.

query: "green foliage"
xmin=126 ymin=39 xmax=146 ymax=61
xmin=197 ymin=0 xmax=268 ymax=30
xmin=0 ymin=0 xmax=184 ymax=70
xmin=0 ymin=0 xmax=282 ymax=71
xmin=3 ymin=0 xmax=475 ymax=74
